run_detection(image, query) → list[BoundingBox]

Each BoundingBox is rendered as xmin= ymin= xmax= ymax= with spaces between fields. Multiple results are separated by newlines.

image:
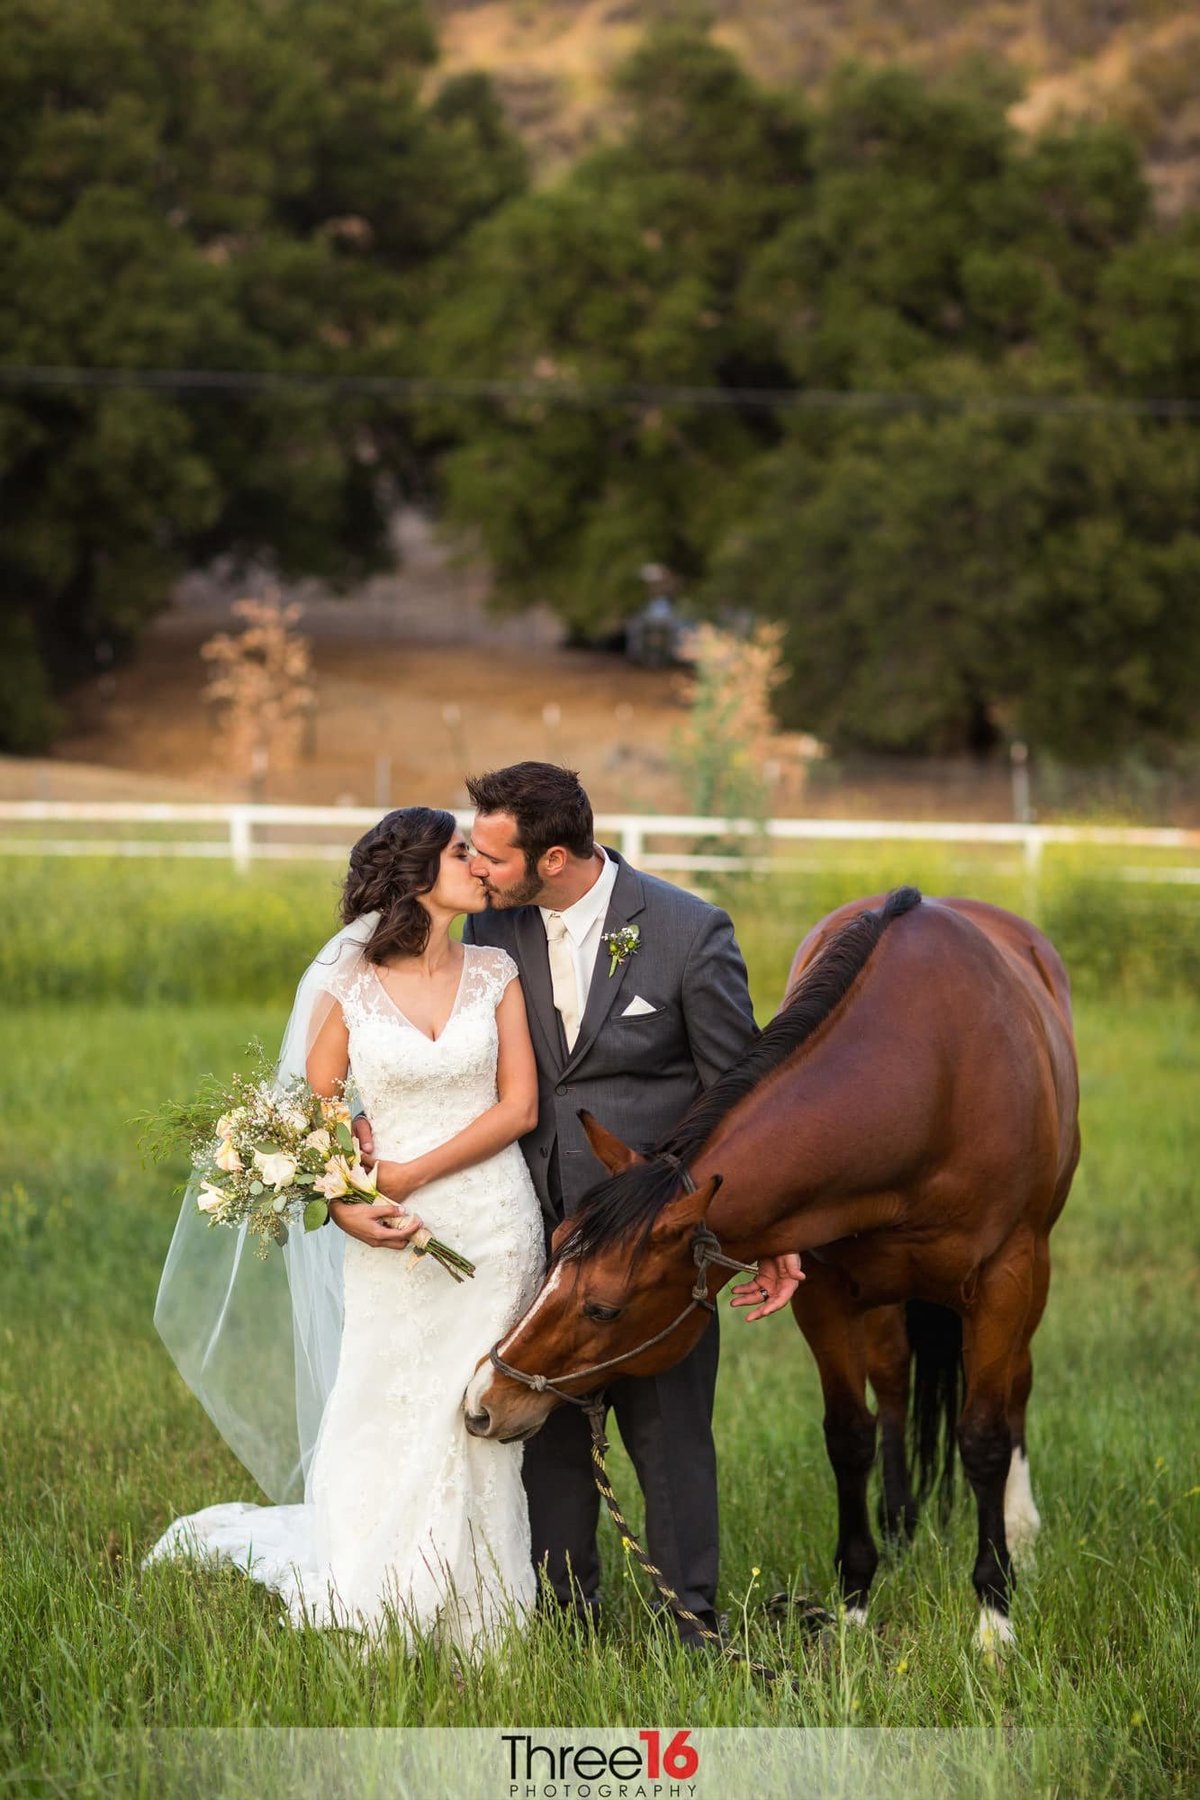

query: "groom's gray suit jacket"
xmin=464 ymin=850 xmax=759 ymax=1228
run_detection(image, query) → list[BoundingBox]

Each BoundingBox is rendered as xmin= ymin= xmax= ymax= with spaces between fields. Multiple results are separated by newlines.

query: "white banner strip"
xmin=134 ymin=1726 xmax=1052 ymax=1800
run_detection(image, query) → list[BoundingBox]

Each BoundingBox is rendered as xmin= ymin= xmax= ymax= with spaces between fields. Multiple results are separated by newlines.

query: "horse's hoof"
xmin=977 ymin=1604 xmax=1015 ymax=1672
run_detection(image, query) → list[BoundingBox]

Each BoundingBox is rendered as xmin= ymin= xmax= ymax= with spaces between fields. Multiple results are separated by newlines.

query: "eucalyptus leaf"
xmin=335 ymin=1121 xmax=355 ymax=1155
xmin=303 ymin=1199 xmax=329 ymax=1233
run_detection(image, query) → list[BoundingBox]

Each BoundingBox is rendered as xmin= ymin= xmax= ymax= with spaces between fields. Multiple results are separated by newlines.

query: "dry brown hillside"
xmin=12 ymin=513 xmax=1026 ymax=821
xmin=431 ymin=0 xmax=1200 ymax=215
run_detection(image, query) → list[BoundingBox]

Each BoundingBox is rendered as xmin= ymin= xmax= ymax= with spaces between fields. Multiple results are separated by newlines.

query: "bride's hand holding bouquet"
xmin=144 ymin=1056 xmax=476 ymax=1281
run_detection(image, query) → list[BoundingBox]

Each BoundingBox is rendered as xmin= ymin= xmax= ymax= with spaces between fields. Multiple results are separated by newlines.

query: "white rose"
xmin=303 ymin=1128 xmax=332 ymax=1155
xmin=197 ymin=1181 xmax=226 ymax=1216
xmin=277 ymin=1102 xmax=308 ymax=1132
xmin=253 ymin=1149 xmax=298 ymax=1190
xmin=214 ymin=1138 xmax=243 ymax=1173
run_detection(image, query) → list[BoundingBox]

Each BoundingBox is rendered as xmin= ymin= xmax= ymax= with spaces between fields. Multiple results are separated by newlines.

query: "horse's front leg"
xmin=959 ymin=1229 xmax=1036 ymax=1657
xmin=792 ymin=1263 xmax=877 ymax=1620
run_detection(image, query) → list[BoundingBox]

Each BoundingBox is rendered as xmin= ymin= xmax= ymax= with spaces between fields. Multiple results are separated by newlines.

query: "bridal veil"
xmin=152 ymin=913 xmax=378 ymax=1501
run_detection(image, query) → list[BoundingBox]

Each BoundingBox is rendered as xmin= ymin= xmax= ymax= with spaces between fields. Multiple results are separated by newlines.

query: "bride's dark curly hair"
xmin=341 ymin=807 xmax=458 ymax=962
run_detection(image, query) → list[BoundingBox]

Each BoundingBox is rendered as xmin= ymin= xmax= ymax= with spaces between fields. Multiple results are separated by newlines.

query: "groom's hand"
xmin=729 ymin=1252 xmax=804 ymax=1322
xmin=328 ymin=1199 xmax=424 ymax=1249
xmin=352 ymin=1113 xmax=375 ymax=1163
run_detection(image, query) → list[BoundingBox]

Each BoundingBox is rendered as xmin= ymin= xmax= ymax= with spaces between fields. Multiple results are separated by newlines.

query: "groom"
xmin=460 ymin=761 xmax=799 ymax=1643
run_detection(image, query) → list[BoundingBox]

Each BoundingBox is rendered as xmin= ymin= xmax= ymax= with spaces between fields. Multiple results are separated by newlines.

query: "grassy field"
xmin=1 ymin=864 xmax=1198 ymax=1796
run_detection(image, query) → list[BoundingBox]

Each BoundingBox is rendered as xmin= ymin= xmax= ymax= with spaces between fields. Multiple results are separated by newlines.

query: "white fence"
xmin=2 ymin=801 xmax=1199 ymax=884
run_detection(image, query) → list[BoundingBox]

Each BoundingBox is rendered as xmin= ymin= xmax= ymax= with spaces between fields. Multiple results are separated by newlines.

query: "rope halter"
xmin=487 ymin=1158 xmax=756 ymax=1413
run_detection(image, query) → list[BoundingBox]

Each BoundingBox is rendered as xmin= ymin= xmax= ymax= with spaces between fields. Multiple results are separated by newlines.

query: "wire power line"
xmin=2 ymin=363 xmax=1199 ymax=418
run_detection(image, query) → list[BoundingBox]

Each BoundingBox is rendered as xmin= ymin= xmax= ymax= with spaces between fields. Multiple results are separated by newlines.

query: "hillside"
xmin=431 ymin=0 xmax=1200 ymax=215
xmin=9 ymin=512 xmax=1026 ymax=822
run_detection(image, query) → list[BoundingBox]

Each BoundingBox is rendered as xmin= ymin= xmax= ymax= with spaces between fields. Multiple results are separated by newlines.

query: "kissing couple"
xmin=148 ymin=761 xmax=802 ymax=1655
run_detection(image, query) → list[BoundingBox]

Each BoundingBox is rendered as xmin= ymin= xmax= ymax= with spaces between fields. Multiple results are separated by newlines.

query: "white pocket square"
xmin=621 ymin=995 xmax=657 ymax=1017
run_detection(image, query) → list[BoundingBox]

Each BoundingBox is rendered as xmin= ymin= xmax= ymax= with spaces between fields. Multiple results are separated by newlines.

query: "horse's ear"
xmin=548 ymin=1214 xmax=577 ymax=1259
xmin=578 ymin=1110 xmax=643 ymax=1175
xmin=650 ymin=1174 xmax=722 ymax=1240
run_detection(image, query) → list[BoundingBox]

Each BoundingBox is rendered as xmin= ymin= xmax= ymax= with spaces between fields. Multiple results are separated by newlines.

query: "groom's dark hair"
xmin=467 ymin=762 xmax=595 ymax=867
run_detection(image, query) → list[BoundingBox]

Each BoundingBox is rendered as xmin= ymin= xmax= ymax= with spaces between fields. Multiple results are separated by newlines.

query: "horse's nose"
xmin=464 ymin=1407 xmax=492 ymax=1438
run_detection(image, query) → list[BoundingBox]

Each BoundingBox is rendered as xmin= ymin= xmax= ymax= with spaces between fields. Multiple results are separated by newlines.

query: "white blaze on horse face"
xmin=463 ymin=1357 xmax=492 ymax=1420
xmin=463 ymin=1259 xmax=570 ymax=1418
xmin=1003 ymin=1445 xmax=1041 ymax=1557
xmin=497 ymin=1256 xmax=571 ymax=1355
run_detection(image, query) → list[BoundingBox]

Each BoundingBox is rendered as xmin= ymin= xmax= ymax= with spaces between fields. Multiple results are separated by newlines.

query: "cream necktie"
xmin=545 ymin=912 xmax=581 ymax=1052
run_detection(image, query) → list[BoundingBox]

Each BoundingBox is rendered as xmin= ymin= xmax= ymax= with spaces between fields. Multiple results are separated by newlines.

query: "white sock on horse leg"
xmin=977 ymin=1603 xmax=1016 ymax=1657
xmin=1003 ymin=1444 xmax=1041 ymax=1556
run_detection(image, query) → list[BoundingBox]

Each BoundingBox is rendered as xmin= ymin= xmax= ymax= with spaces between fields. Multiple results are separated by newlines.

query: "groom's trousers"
xmin=519 ymin=1297 xmax=721 ymax=1641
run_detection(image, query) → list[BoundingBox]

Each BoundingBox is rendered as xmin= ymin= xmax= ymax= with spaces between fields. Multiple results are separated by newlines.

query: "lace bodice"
xmin=329 ymin=944 xmax=519 ymax=1161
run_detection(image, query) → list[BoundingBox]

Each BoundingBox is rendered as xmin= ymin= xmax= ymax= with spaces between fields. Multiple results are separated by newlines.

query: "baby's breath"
xmin=601 ymin=924 xmax=641 ymax=977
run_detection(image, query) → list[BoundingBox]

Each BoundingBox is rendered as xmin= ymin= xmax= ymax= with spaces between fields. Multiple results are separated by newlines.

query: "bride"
xmin=146 ymin=807 xmax=547 ymax=1653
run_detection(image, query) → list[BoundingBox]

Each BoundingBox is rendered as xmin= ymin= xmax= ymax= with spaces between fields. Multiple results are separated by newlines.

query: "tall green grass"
xmin=3 ymin=853 xmax=1199 ymax=1007
xmin=0 ymin=860 xmax=343 ymax=1006
xmin=1 ymin=862 xmax=1197 ymax=1795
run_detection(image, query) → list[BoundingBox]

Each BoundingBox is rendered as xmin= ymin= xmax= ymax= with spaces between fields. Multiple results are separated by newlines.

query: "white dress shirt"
xmin=538 ymin=848 xmax=620 ymax=1024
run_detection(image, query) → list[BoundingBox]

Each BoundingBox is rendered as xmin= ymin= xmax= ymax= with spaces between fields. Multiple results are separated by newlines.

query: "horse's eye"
xmin=582 ymin=1300 xmax=623 ymax=1323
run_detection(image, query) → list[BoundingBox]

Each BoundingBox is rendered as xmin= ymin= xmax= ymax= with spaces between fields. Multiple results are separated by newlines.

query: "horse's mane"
xmin=555 ymin=886 xmax=922 ymax=1268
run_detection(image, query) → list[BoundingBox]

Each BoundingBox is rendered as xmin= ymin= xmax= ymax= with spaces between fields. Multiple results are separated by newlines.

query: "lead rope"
xmin=581 ymin=1394 xmax=799 ymax=1683
xmin=493 ymin=1191 xmax=835 ymax=1677
xmin=581 ymin=1232 xmax=831 ymax=1683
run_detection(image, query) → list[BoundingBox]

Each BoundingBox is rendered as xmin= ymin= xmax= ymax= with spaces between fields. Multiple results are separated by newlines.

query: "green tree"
xmin=428 ymin=36 xmax=1200 ymax=763
xmin=706 ymin=407 xmax=1200 ymax=761
xmin=1097 ymin=216 xmax=1200 ymax=396
xmin=1012 ymin=419 xmax=1200 ymax=758
xmin=738 ymin=62 xmax=1150 ymax=398
xmin=705 ymin=61 xmax=1200 ymax=762
xmin=426 ymin=25 xmax=810 ymax=631
xmin=0 ymin=0 xmax=526 ymax=751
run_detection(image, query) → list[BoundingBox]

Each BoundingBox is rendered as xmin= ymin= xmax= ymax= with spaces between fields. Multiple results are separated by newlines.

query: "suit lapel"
xmin=513 ymin=905 xmax=568 ymax=1067
xmin=563 ymin=851 xmax=647 ymax=1075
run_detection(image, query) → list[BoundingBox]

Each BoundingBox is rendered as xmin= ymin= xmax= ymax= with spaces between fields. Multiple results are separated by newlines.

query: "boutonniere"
xmin=602 ymin=924 xmax=640 ymax=978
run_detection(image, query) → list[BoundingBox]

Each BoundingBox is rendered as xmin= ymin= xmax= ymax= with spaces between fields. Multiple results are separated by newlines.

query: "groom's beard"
xmin=483 ymin=867 xmax=544 ymax=910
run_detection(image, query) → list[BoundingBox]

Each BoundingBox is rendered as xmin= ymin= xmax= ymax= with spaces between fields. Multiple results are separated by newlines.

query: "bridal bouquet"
xmin=144 ymin=1058 xmax=476 ymax=1280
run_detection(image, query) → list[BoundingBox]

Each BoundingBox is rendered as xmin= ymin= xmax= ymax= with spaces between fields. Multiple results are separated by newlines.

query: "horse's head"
xmin=463 ymin=1113 xmax=722 ymax=1442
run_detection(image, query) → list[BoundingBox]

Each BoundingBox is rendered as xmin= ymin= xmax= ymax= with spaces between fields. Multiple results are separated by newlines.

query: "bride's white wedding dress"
xmin=146 ymin=943 xmax=546 ymax=1653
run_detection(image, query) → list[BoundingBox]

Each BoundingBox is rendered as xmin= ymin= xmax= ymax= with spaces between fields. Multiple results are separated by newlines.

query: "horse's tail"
xmin=905 ymin=1299 xmax=963 ymax=1514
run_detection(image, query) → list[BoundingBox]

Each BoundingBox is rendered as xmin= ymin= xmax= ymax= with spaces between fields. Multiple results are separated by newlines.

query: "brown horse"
xmin=465 ymin=890 xmax=1080 ymax=1650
